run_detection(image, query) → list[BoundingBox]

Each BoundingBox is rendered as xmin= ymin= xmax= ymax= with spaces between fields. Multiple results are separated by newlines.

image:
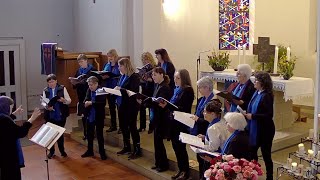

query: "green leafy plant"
xmin=208 ymin=51 xmax=230 ymax=71
xmin=278 ymin=55 xmax=296 ymax=80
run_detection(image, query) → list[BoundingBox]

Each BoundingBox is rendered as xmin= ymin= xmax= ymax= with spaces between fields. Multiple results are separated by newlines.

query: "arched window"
xmin=219 ymin=0 xmax=249 ymax=50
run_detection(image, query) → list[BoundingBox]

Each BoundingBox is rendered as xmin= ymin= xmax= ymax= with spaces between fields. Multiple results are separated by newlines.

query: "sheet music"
xmin=179 ymin=132 xmax=204 ymax=148
xmin=30 ymin=122 xmax=66 ymax=150
xmin=237 ymin=105 xmax=246 ymax=114
xmin=173 ymin=111 xmax=195 ymax=128
xmin=96 ymin=87 xmax=136 ymax=97
xmin=190 ymin=146 xmax=220 ymax=157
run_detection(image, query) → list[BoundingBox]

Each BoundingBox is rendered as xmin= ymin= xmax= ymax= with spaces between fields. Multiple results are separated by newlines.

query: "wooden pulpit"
xmin=55 ymin=50 xmax=105 ymax=109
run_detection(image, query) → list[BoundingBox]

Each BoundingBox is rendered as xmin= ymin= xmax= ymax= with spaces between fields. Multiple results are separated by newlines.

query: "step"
xmin=71 ymin=131 xmax=182 ymax=180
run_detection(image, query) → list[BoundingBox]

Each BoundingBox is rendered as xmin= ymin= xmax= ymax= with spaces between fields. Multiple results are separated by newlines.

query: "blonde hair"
xmin=118 ymin=58 xmax=135 ymax=76
xmin=86 ymin=76 xmax=99 ymax=84
xmin=141 ymin=52 xmax=156 ymax=67
xmin=77 ymin=54 xmax=88 ymax=61
xmin=107 ymin=49 xmax=119 ymax=62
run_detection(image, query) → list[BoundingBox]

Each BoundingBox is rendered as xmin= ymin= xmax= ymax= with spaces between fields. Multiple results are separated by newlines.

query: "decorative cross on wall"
xmin=253 ymin=37 xmax=275 ymax=63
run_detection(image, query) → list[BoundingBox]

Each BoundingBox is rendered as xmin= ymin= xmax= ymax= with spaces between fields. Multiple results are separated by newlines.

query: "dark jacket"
xmin=190 ymin=97 xmax=210 ymax=136
xmin=145 ymin=81 xmax=172 ymax=139
xmin=119 ymin=73 xmax=141 ymax=115
xmin=0 ymin=114 xmax=32 ymax=168
xmin=158 ymin=62 xmax=176 ymax=93
xmin=252 ymin=92 xmax=275 ymax=144
xmin=233 ymin=80 xmax=255 ymax=111
xmin=43 ymin=84 xmax=70 ymax=121
xmin=84 ymin=88 xmax=107 ymax=126
xmin=226 ymin=131 xmax=251 ymax=160
xmin=168 ymin=86 xmax=195 ymax=136
xmin=74 ymin=66 xmax=97 ymax=102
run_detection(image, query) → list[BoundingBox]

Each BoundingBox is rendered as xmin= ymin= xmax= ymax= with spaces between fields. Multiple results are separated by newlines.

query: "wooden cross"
xmin=253 ymin=37 xmax=275 ymax=63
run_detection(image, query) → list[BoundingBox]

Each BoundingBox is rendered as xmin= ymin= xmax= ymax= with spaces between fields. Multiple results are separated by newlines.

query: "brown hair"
xmin=254 ymin=71 xmax=273 ymax=94
xmin=46 ymin=74 xmax=57 ymax=82
xmin=177 ymin=69 xmax=193 ymax=89
xmin=77 ymin=54 xmax=88 ymax=61
xmin=118 ymin=58 xmax=135 ymax=76
xmin=155 ymin=48 xmax=172 ymax=63
xmin=86 ymin=76 xmax=99 ymax=84
xmin=107 ymin=49 xmax=119 ymax=62
xmin=205 ymin=99 xmax=222 ymax=115
xmin=141 ymin=52 xmax=156 ymax=67
xmin=153 ymin=67 xmax=170 ymax=85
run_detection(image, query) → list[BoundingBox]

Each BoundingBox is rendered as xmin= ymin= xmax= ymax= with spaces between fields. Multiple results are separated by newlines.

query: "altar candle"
xmin=273 ymin=46 xmax=279 ymax=74
xmin=298 ymin=164 xmax=304 ymax=174
xmin=298 ymin=143 xmax=305 ymax=155
xmin=291 ymin=162 xmax=297 ymax=171
xmin=287 ymin=47 xmax=291 ymax=61
xmin=308 ymin=149 xmax=314 ymax=159
xmin=309 ymin=129 xmax=314 ymax=139
xmin=243 ymin=44 xmax=246 ymax=64
xmin=238 ymin=45 xmax=241 ymax=65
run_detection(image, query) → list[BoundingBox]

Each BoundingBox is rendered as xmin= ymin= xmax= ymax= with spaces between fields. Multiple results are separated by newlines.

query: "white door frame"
xmin=0 ymin=39 xmax=27 ymax=120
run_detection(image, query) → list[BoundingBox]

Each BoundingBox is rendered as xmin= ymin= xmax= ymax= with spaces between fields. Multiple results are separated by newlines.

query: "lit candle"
xmin=286 ymin=158 xmax=292 ymax=168
xmin=291 ymin=162 xmax=297 ymax=171
xmin=273 ymin=46 xmax=279 ymax=74
xmin=238 ymin=45 xmax=241 ymax=65
xmin=287 ymin=47 xmax=291 ymax=61
xmin=298 ymin=143 xmax=305 ymax=155
xmin=298 ymin=164 xmax=304 ymax=174
xmin=309 ymin=129 xmax=314 ymax=139
xmin=243 ymin=44 xmax=246 ymax=64
xmin=308 ymin=149 xmax=314 ymax=159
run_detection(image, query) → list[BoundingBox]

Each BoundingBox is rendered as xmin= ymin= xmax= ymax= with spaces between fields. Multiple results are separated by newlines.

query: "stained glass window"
xmin=219 ymin=0 xmax=249 ymax=50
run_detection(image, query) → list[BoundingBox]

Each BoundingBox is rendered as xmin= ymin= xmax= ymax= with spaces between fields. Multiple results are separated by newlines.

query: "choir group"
xmin=0 ymin=48 xmax=275 ymax=180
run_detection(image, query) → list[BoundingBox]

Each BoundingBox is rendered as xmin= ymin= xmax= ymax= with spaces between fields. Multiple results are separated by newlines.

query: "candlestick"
xmin=291 ymin=162 xmax=297 ymax=171
xmin=298 ymin=143 xmax=305 ymax=155
xmin=308 ymin=149 xmax=314 ymax=159
xmin=317 ymin=151 xmax=320 ymax=160
xmin=243 ymin=44 xmax=246 ymax=64
xmin=273 ymin=46 xmax=279 ymax=74
xmin=297 ymin=164 xmax=304 ymax=174
xmin=238 ymin=45 xmax=241 ymax=65
xmin=309 ymin=129 xmax=314 ymax=139
xmin=287 ymin=47 xmax=291 ymax=61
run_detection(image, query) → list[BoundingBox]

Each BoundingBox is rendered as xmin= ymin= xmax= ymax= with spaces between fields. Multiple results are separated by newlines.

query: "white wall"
xmin=0 ymin=0 xmax=74 ymax=110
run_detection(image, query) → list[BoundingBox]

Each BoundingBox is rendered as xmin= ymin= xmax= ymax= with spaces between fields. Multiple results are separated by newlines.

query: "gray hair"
xmin=237 ymin=64 xmax=252 ymax=80
xmin=224 ymin=112 xmax=247 ymax=131
xmin=197 ymin=76 xmax=213 ymax=91
xmin=86 ymin=76 xmax=99 ymax=84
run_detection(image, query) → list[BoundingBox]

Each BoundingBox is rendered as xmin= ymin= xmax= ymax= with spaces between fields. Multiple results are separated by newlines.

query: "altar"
xmin=200 ymin=69 xmax=314 ymax=130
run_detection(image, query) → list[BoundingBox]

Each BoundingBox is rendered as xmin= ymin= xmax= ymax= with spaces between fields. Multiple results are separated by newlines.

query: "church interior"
xmin=0 ymin=0 xmax=320 ymax=179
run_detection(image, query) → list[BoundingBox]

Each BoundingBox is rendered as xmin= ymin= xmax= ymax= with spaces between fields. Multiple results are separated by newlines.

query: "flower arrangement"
xmin=208 ymin=51 xmax=231 ymax=71
xmin=204 ymin=155 xmax=263 ymax=180
xmin=278 ymin=55 xmax=296 ymax=80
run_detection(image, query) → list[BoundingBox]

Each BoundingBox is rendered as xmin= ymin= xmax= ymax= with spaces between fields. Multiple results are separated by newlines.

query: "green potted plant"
xmin=208 ymin=51 xmax=230 ymax=71
xmin=278 ymin=55 xmax=296 ymax=80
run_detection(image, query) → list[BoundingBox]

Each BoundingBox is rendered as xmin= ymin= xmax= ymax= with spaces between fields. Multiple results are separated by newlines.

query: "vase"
xmin=211 ymin=66 xmax=225 ymax=71
xmin=283 ymin=74 xmax=292 ymax=80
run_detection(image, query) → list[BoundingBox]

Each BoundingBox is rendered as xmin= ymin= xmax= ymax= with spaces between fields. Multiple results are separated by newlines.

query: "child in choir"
xmin=43 ymin=74 xmax=71 ymax=159
xmin=103 ymin=49 xmax=121 ymax=133
xmin=81 ymin=76 xmax=107 ymax=160
xmin=140 ymin=67 xmax=172 ymax=172
xmin=73 ymin=54 xmax=97 ymax=140
xmin=116 ymin=58 xmax=141 ymax=159
xmin=155 ymin=48 xmax=176 ymax=93
xmin=191 ymin=76 xmax=216 ymax=179
xmin=160 ymin=69 xmax=194 ymax=179
xmin=139 ymin=52 xmax=156 ymax=133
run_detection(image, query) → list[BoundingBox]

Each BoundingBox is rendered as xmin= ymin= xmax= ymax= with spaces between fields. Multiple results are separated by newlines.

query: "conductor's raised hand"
xmin=28 ymin=108 xmax=41 ymax=123
xmin=12 ymin=105 xmax=24 ymax=116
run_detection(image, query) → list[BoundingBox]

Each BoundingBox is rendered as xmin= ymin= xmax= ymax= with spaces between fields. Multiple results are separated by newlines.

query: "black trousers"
xmin=197 ymin=154 xmax=209 ymax=180
xmin=118 ymin=106 xmax=140 ymax=147
xmin=154 ymin=128 xmax=169 ymax=169
xmin=49 ymin=119 xmax=66 ymax=155
xmin=87 ymin=120 xmax=105 ymax=154
xmin=171 ymin=133 xmax=189 ymax=172
xmin=250 ymin=137 xmax=274 ymax=179
xmin=0 ymin=166 xmax=21 ymax=180
xmin=107 ymin=94 xmax=117 ymax=128
xmin=139 ymin=105 xmax=147 ymax=129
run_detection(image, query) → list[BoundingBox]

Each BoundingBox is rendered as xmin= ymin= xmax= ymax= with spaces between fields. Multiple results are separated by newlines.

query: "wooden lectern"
xmin=55 ymin=50 xmax=106 ymax=109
